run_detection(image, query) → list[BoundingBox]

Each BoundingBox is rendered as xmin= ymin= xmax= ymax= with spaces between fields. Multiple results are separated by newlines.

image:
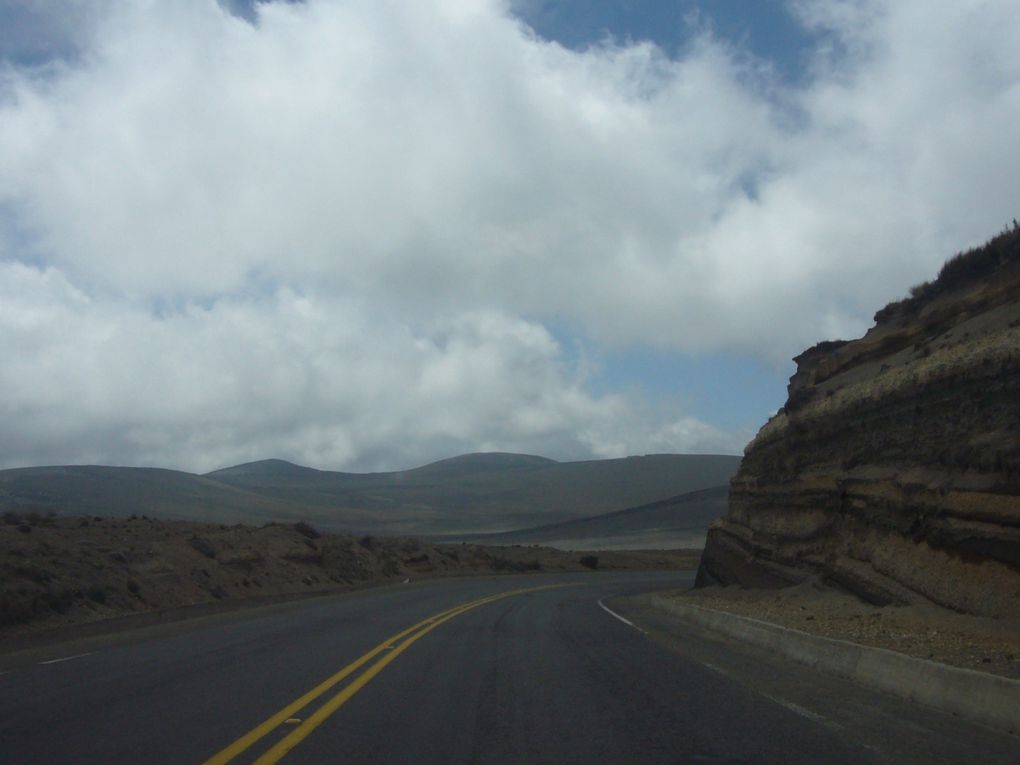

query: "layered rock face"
xmin=697 ymin=227 xmax=1020 ymax=618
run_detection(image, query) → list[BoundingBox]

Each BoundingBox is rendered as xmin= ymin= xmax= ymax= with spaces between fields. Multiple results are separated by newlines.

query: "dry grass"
xmin=0 ymin=513 xmax=697 ymax=638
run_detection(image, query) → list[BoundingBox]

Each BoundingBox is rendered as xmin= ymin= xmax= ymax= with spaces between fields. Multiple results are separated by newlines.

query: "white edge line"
xmin=701 ymin=662 xmax=732 ymax=678
xmin=597 ymin=598 xmax=646 ymax=634
xmin=701 ymin=662 xmax=841 ymax=732
xmin=760 ymin=692 xmax=843 ymax=732
xmin=39 ymin=652 xmax=93 ymax=666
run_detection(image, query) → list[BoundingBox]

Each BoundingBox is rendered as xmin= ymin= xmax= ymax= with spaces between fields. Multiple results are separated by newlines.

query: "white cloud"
xmin=0 ymin=0 xmax=1018 ymax=470
xmin=0 ymin=262 xmax=741 ymax=470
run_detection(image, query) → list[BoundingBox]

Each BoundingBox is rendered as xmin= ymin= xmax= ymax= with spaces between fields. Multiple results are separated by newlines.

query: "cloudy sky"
xmin=1 ymin=0 xmax=1018 ymax=473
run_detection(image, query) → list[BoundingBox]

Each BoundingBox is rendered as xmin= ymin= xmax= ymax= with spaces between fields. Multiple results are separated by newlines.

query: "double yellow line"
xmin=203 ymin=583 xmax=572 ymax=765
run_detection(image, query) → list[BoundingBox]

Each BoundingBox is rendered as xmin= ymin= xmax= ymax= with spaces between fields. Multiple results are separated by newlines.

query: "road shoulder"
xmin=627 ymin=590 xmax=1020 ymax=736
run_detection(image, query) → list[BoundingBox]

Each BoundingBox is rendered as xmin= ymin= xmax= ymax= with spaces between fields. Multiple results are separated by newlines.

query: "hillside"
xmin=697 ymin=225 xmax=1020 ymax=618
xmin=0 ymin=513 xmax=698 ymax=638
xmin=205 ymin=452 xmax=741 ymax=534
xmin=0 ymin=452 xmax=740 ymax=537
xmin=443 ymin=486 xmax=729 ymax=550
xmin=0 ymin=466 xmax=354 ymax=527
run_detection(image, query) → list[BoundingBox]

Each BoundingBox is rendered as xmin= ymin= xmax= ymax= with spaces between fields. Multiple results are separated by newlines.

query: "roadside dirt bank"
xmin=661 ymin=582 xmax=1020 ymax=680
xmin=1 ymin=512 xmax=699 ymax=644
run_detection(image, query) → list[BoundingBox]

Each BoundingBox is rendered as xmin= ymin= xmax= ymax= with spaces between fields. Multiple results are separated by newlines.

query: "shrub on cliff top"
xmin=874 ymin=221 xmax=1020 ymax=323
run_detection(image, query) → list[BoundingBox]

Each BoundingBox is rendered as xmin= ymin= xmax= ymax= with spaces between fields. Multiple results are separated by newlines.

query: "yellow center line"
xmin=202 ymin=583 xmax=573 ymax=765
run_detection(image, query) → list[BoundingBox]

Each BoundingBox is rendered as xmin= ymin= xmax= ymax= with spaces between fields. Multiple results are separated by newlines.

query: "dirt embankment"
xmin=0 ymin=511 xmax=699 ymax=640
xmin=667 ymin=582 xmax=1020 ymax=680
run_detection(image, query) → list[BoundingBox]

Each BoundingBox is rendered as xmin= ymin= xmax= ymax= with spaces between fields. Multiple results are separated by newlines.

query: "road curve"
xmin=1 ymin=571 xmax=1017 ymax=764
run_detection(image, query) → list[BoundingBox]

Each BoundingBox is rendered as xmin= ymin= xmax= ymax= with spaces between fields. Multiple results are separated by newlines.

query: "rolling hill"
xmin=205 ymin=452 xmax=741 ymax=534
xmin=436 ymin=486 xmax=730 ymax=550
xmin=0 ymin=452 xmax=740 ymax=537
xmin=0 ymin=465 xmax=370 ymax=527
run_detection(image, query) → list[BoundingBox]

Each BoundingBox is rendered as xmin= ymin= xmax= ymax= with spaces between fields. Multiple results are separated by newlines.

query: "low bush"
xmin=43 ymin=589 xmax=74 ymax=615
xmin=293 ymin=521 xmax=321 ymax=539
xmin=189 ymin=536 xmax=217 ymax=559
xmin=874 ymin=223 xmax=1020 ymax=322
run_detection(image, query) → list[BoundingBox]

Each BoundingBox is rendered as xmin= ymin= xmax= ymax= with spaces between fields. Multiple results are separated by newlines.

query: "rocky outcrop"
xmin=697 ymin=226 xmax=1020 ymax=618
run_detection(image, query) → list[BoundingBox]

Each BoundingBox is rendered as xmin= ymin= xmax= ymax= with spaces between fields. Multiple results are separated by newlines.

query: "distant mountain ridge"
xmin=208 ymin=459 xmax=323 ymax=479
xmin=0 ymin=451 xmax=740 ymax=539
xmin=438 ymin=485 xmax=730 ymax=550
xmin=206 ymin=452 xmax=740 ymax=535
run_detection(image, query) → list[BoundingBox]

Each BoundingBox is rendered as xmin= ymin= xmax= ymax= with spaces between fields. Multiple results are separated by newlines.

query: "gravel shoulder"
xmin=663 ymin=581 xmax=1020 ymax=680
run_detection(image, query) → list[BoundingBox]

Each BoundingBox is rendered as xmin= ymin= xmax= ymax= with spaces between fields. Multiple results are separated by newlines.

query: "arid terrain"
xmin=663 ymin=583 xmax=1020 ymax=680
xmin=0 ymin=511 xmax=698 ymax=642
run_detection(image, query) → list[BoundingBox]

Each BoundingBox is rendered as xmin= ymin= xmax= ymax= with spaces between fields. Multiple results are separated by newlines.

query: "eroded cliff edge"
xmin=697 ymin=226 xmax=1020 ymax=618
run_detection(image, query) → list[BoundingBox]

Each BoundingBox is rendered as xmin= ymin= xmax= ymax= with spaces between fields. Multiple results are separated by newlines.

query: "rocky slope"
xmin=0 ymin=512 xmax=697 ymax=637
xmin=697 ymin=225 xmax=1020 ymax=618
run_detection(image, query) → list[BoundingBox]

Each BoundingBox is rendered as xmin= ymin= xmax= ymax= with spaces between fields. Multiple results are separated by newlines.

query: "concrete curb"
xmin=647 ymin=595 xmax=1020 ymax=735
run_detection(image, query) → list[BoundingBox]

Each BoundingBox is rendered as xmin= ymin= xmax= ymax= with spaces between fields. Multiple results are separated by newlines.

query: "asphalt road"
xmin=1 ymin=571 xmax=1017 ymax=764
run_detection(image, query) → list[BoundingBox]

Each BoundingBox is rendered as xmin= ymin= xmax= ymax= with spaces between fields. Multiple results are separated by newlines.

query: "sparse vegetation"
xmin=875 ymin=222 xmax=1020 ymax=322
xmin=189 ymin=536 xmax=217 ymax=559
xmin=44 ymin=589 xmax=74 ymax=614
xmin=3 ymin=510 xmax=57 ymax=528
xmin=0 ymin=515 xmax=698 ymax=635
xmin=293 ymin=521 xmax=320 ymax=539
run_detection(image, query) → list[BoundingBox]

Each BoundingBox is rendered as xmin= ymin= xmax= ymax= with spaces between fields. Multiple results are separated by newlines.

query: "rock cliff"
xmin=697 ymin=225 xmax=1020 ymax=618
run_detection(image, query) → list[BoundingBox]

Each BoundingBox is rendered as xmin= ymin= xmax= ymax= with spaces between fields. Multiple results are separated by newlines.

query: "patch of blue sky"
xmin=0 ymin=202 xmax=50 ymax=270
xmin=596 ymin=345 xmax=791 ymax=430
xmin=0 ymin=9 xmax=73 ymax=67
xmin=513 ymin=0 xmax=820 ymax=84
xmin=1 ymin=1 xmax=819 ymax=86
xmin=546 ymin=320 xmax=791 ymax=432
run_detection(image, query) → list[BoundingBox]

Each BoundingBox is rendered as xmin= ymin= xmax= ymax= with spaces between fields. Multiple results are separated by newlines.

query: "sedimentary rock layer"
xmin=698 ymin=227 xmax=1020 ymax=618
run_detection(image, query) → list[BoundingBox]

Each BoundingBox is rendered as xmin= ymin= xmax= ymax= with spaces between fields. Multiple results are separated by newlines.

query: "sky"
xmin=0 ymin=0 xmax=1018 ymax=473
